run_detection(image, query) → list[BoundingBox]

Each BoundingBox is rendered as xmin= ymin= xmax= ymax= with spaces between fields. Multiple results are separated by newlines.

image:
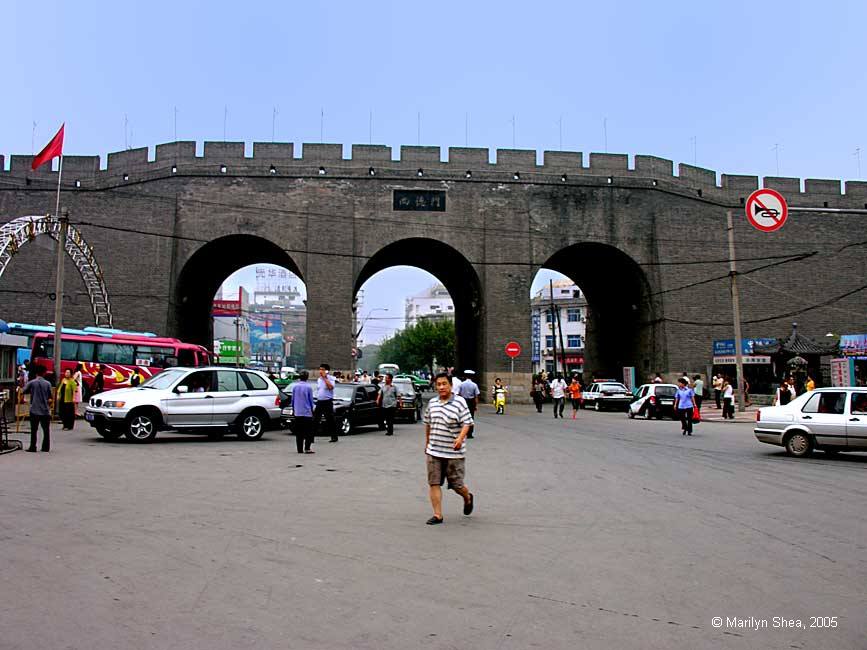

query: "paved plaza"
xmin=2 ymin=404 xmax=865 ymax=650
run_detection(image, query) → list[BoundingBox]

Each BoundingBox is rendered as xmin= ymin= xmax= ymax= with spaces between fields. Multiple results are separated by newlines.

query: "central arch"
xmin=539 ymin=243 xmax=658 ymax=379
xmin=354 ymin=238 xmax=482 ymax=373
xmin=174 ymin=235 xmax=303 ymax=348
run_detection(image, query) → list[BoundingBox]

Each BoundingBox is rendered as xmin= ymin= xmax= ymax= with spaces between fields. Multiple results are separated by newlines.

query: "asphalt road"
xmin=2 ymin=404 xmax=865 ymax=650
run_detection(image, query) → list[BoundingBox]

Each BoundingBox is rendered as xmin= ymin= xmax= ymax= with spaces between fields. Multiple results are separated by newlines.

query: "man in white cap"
xmin=457 ymin=370 xmax=480 ymax=438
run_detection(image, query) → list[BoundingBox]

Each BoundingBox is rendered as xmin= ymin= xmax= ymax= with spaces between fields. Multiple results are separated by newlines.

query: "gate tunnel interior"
xmin=174 ymin=235 xmax=303 ymax=349
xmin=541 ymin=243 xmax=655 ymax=379
xmin=354 ymin=238 xmax=482 ymax=374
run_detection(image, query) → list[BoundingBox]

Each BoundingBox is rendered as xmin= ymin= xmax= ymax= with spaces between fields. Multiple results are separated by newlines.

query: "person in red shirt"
xmin=567 ymin=376 xmax=583 ymax=419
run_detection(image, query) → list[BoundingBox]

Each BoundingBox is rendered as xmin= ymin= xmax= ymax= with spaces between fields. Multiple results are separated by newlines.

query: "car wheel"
xmin=627 ymin=408 xmax=635 ymax=419
xmin=237 ymin=411 xmax=265 ymax=440
xmin=96 ymin=424 xmax=122 ymax=441
xmin=785 ymin=431 xmax=813 ymax=458
xmin=125 ymin=410 xmax=158 ymax=443
xmin=410 ymin=408 xmax=418 ymax=423
xmin=644 ymin=406 xmax=654 ymax=420
xmin=594 ymin=400 xmax=601 ymax=412
xmin=341 ymin=416 xmax=353 ymax=435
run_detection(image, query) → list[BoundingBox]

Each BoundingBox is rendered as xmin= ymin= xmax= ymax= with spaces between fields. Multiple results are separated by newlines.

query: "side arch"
xmin=354 ymin=237 xmax=482 ymax=373
xmin=0 ymin=215 xmax=113 ymax=327
xmin=174 ymin=234 xmax=304 ymax=347
xmin=539 ymin=242 xmax=660 ymax=378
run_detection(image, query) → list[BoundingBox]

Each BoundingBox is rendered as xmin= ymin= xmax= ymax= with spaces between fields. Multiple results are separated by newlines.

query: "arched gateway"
xmin=2 ymin=141 xmax=866 ymax=400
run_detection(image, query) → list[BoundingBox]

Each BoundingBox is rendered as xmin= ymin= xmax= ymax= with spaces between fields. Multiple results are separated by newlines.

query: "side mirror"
xmin=175 ymin=385 xmax=189 ymax=394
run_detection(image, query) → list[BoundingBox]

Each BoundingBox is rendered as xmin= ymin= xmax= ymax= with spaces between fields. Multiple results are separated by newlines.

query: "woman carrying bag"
xmin=675 ymin=377 xmax=695 ymax=436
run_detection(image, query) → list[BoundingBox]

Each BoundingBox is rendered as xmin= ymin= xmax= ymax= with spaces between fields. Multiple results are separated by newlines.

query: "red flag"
xmin=31 ymin=123 xmax=65 ymax=171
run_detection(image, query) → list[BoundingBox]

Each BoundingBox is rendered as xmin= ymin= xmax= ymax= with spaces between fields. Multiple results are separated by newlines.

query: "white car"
xmin=628 ymin=383 xmax=679 ymax=419
xmin=583 ymin=381 xmax=634 ymax=411
xmin=754 ymin=387 xmax=867 ymax=457
xmin=84 ymin=366 xmax=283 ymax=443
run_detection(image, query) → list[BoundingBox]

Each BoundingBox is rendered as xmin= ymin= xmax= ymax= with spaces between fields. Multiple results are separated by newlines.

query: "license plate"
xmin=85 ymin=412 xmax=95 ymax=422
xmin=660 ymin=399 xmax=673 ymax=405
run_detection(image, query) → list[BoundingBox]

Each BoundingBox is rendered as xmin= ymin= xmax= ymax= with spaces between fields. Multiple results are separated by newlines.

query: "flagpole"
xmin=52 ymin=156 xmax=66 ymax=411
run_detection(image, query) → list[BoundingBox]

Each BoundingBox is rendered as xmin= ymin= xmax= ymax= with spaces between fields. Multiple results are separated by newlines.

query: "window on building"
xmin=567 ymin=335 xmax=582 ymax=348
xmin=567 ymin=308 xmax=579 ymax=322
xmin=545 ymin=311 xmax=554 ymax=323
xmin=545 ymin=335 xmax=555 ymax=348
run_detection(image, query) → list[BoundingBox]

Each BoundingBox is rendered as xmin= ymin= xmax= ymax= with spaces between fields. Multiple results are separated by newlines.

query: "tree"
xmin=378 ymin=319 xmax=455 ymax=374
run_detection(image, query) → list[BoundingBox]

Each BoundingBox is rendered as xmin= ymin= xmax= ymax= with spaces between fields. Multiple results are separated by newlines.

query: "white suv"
xmin=85 ymin=367 xmax=282 ymax=443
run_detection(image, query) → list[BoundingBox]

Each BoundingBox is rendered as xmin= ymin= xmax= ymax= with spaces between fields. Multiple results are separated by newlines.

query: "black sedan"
xmin=281 ymin=381 xmax=384 ymax=435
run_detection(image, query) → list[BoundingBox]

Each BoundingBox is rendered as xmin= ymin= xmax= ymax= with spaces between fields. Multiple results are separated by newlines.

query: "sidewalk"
xmin=700 ymin=404 xmax=758 ymax=423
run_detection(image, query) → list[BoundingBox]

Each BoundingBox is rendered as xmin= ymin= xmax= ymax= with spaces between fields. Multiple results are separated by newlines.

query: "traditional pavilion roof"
xmin=753 ymin=323 xmax=839 ymax=356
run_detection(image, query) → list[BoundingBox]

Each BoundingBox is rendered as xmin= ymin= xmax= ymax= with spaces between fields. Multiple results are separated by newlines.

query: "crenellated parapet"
xmin=4 ymin=142 xmax=867 ymax=207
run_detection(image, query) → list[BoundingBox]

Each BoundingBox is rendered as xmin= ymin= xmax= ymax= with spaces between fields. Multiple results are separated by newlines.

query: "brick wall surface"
xmin=2 ymin=142 xmax=865 ymax=399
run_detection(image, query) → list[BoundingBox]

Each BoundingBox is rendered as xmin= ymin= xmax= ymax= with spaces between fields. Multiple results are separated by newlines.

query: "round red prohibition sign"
xmin=745 ymin=188 xmax=788 ymax=232
xmin=505 ymin=341 xmax=522 ymax=358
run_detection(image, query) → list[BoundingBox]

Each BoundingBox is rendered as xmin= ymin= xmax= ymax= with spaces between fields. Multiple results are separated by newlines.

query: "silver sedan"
xmin=754 ymin=387 xmax=867 ymax=457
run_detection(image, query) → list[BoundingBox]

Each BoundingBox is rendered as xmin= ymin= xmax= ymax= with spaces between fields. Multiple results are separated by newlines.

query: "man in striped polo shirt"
xmin=423 ymin=372 xmax=475 ymax=525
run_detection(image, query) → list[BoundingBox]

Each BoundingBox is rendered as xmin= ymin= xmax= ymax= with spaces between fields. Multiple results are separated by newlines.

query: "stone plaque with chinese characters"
xmin=393 ymin=190 xmax=446 ymax=212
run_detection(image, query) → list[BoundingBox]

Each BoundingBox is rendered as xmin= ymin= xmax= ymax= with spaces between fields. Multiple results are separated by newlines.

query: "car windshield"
xmin=393 ymin=380 xmax=415 ymax=395
xmin=141 ymin=369 xmax=186 ymax=390
xmin=334 ymin=384 xmax=357 ymax=400
xmin=600 ymin=383 xmax=628 ymax=392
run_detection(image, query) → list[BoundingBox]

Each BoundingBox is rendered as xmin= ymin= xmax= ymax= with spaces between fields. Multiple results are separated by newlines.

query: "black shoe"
xmin=426 ymin=516 xmax=443 ymax=525
xmin=687 ymin=432 xmax=692 ymax=436
xmin=41 ymin=448 xmax=50 ymax=452
xmin=329 ymin=438 xmax=338 ymax=442
xmin=385 ymin=432 xmax=393 ymax=436
xmin=682 ymin=431 xmax=686 ymax=435
xmin=467 ymin=434 xmax=474 ymax=439
xmin=463 ymin=493 xmax=474 ymax=516
xmin=26 ymin=448 xmax=37 ymax=453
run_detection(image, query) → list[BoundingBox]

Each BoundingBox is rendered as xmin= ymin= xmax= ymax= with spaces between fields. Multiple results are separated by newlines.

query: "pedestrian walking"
xmin=692 ymin=375 xmax=704 ymax=412
xmin=568 ymin=376 xmax=583 ymax=419
xmin=73 ymin=363 xmax=84 ymax=417
xmin=805 ymin=375 xmax=816 ymax=392
xmin=675 ymin=377 xmax=695 ymax=435
xmin=23 ymin=364 xmax=53 ymax=452
xmin=291 ymin=370 xmax=315 ymax=453
xmin=423 ymin=372 xmax=474 ymax=525
xmin=722 ymin=378 xmax=734 ymax=419
xmin=492 ymin=378 xmax=507 ymax=414
xmin=653 ymin=373 xmax=663 ymax=384
xmin=531 ymin=374 xmax=545 ymax=413
xmin=550 ymin=373 xmax=567 ymax=418
xmin=130 ymin=368 xmax=142 ymax=387
xmin=743 ymin=378 xmax=751 ymax=407
xmin=313 ymin=364 xmax=339 ymax=442
xmin=377 ymin=373 xmax=398 ymax=436
xmin=450 ymin=371 xmax=462 ymax=396
xmin=91 ymin=364 xmax=105 ymax=395
xmin=58 ymin=368 xmax=77 ymax=431
xmin=713 ymin=374 xmax=723 ymax=410
xmin=457 ymin=371 xmax=480 ymax=438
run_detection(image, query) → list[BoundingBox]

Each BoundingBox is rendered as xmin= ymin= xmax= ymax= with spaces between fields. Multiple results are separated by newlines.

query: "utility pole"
xmin=235 ymin=315 xmax=241 ymax=368
xmin=727 ymin=209 xmax=746 ymax=413
xmin=549 ymin=279 xmax=558 ymax=377
xmin=556 ymin=293 xmax=567 ymax=376
xmin=53 ymin=207 xmax=69 ymax=403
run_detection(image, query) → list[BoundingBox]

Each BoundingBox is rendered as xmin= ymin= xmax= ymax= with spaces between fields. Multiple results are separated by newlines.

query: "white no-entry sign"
xmin=745 ymin=188 xmax=788 ymax=232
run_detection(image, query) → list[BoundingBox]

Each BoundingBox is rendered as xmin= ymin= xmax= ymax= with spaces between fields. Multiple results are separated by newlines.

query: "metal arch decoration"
xmin=0 ymin=215 xmax=113 ymax=327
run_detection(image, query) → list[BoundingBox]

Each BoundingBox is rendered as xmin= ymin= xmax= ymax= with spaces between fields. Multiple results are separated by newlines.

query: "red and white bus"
xmin=30 ymin=332 xmax=213 ymax=395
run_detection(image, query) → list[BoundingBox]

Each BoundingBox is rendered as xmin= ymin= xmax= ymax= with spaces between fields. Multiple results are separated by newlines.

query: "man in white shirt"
xmin=550 ymin=373 xmax=567 ymax=418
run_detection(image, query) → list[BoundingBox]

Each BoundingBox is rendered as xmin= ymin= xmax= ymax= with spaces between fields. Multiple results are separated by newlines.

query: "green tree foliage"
xmin=378 ymin=319 xmax=455 ymax=374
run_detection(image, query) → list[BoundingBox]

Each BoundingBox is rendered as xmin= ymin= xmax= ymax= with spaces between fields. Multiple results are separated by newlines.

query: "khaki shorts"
xmin=426 ymin=454 xmax=465 ymax=489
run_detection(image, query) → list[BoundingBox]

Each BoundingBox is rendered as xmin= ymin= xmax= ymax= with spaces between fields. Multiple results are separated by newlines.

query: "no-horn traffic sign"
xmin=745 ymin=188 xmax=788 ymax=232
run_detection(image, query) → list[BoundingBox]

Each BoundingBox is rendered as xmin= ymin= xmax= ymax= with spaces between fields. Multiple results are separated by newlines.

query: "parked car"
xmin=628 ymin=384 xmax=679 ymax=419
xmin=393 ymin=377 xmax=423 ymax=422
xmin=754 ymin=387 xmax=867 ymax=457
xmin=84 ymin=367 xmax=282 ymax=443
xmin=281 ymin=381 xmax=383 ymax=435
xmin=394 ymin=373 xmax=429 ymax=391
xmin=582 ymin=381 xmax=634 ymax=411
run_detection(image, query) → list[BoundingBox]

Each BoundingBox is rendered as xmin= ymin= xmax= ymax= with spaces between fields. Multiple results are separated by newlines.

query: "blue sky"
xmin=4 ymin=1 xmax=866 ymax=340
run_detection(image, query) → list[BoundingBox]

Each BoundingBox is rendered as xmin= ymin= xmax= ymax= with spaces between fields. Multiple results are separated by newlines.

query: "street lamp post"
xmin=354 ymin=308 xmax=388 ymax=374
